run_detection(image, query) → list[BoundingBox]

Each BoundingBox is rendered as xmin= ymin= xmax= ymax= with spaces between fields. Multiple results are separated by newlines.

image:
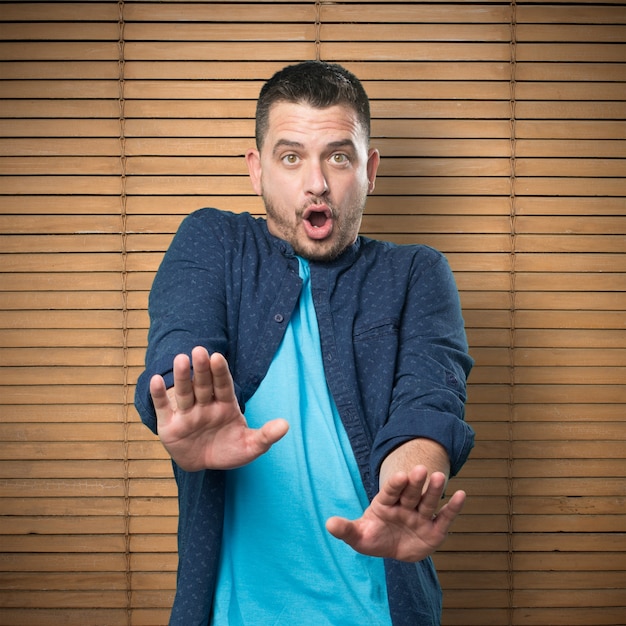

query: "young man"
xmin=135 ymin=61 xmax=474 ymax=626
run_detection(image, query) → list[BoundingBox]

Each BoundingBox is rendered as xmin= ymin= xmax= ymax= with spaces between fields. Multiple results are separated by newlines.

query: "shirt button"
xmin=274 ymin=313 xmax=284 ymax=323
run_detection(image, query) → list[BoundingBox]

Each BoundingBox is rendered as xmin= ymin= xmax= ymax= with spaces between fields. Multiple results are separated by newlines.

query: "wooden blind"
xmin=0 ymin=1 xmax=624 ymax=625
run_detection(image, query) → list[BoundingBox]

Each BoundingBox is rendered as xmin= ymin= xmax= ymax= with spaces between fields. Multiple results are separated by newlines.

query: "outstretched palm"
xmin=326 ymin=466 xmax=466 ymax=562
xmin=150 ymin=347 xmax=289 ymax=472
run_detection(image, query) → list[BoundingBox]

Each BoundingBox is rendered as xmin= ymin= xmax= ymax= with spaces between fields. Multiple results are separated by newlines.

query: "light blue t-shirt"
xmin=211 ymin=258 xmax=391 ymax=625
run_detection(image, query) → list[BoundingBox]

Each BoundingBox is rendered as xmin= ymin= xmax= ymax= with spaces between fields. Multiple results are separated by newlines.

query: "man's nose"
xmin=305 ymin=162 xmax=329 ymax=197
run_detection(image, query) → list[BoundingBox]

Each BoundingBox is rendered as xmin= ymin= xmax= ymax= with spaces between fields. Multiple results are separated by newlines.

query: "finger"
xmin=415 ymin=471 xmax=448 ymax=519
xmin=375 ymin=471 xmax=411 ymax=507
xmin=398 ymin=465 xmax=429 ymax=509
xmin=172 ymin=353 xmax=194 ymax=411
xmin=150 ymin=374 xmax=171 ymax=418
xmin=190 ymin=346 xmax=214 ymax=405
xmin=209 ymin=352 xmax=238 ymax=404
xmin=433 ymin=490 xmax=466 ymax=531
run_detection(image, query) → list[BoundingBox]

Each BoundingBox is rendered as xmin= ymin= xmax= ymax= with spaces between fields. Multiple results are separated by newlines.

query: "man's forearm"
xmin=379 ymin=438 xmax=451 ymax=489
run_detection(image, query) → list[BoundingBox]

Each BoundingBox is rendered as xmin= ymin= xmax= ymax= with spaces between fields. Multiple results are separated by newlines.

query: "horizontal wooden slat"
xmin=507 ymin=196 xmax=626 ymax=215
xmin=0 ymin=23 xmax=119 ymax=41
xmin=517 ymin=43 xmax=626 ymax=62
xmin=0 ymin=138 xmax=120 ymax=157
xmin=516 ymin=120 xmax=626 ymax=139
xmin=124 ymin=22 xmax=314 ymax=41
xmin=516 ymin=139 xmax=626 ymax=158
xmin=0 ymin=195 xmax=123 ymax=214
xmin=124 ymin=3 xmax=314 ymax=22
xmin=0 ymin=571 xmax=128 ymax=590
xmin=447 ymin=608 xmax=626 ymax=626
xmin=0 ymin=42 xmax=119 ymax=61
xmin=516 ymin=82 xmax=626 ymax=101
xmin=1 ymin=3 xmax=119 ymax=21
xmin=322 ymin=4 xmax=512 ymax=23
xmin=516 ymin=102 xmax=626 ymax=120
xmin=0 ymin=609 xmax=134 ymax=626
xmin=516 ymin=292 xmax=626 ymax=310
xmin=0 ymin=61 xmax=119 ymax=79
xmin=0 ymin=93 xmax=120 ymax=110
xmin=0 ymin=119 xmax=121 ymax=138
xmin=517 ymin=5 xmax=626 ymax=24
xmin=125 ymin=41 xmax=314 ymax=60
xmin=515 ymin=272 xmax=626 ymax=291
xmin=514 ymin=571 xmax=626 ymax=589
xmin=322 ymin=23 xmax=511 ymax=42
xmin=516 ymin=62 xmax=626 ymax=82
xmin=1 ymin=157 xmax=121 ymax=175
xmin=512 ymin=348 xmax=626 ymax=366
xmin=516 ymin=24 xmax=626 ymax=42
xmin=515 ymin=235 xmax=625 ymax=252
xmin=325 ymin=41 xmax=512 ymax=62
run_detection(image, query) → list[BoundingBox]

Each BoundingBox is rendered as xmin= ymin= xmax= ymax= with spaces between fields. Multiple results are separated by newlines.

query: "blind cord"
xmin=507 ymin=2 xmax=518 ymax=625
xmin=314 ymin=1 xmax=323 ymax=61
xmin=118 ymin=1 xmax=132 ymax=623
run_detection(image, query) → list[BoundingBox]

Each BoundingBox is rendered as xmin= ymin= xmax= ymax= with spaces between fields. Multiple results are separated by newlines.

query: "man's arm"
xmin=379 ymin=437 xmax=450 ymax=489
xmin=325 ymin=251 xmax=473 ymax=561
xmin=134 ymin=209 xmax=236 ymax=435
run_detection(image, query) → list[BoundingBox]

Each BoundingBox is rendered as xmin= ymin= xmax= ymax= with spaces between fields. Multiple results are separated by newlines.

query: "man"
xmin=135 ymin=61 xmax=474 ymax=626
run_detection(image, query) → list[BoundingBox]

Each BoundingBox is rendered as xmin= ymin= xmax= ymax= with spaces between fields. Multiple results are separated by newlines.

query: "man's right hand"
xmin=149 ymin=346 xmax=289 ymax=471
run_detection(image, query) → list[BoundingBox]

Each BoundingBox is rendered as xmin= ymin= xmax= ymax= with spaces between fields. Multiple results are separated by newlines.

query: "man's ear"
xmin=245 ymin=148 xmax=263 ymax=196
xmin=367 ymin=148 xmax=380 ymax=193
xmin=366 ymin=148 xmax=380 ymax=193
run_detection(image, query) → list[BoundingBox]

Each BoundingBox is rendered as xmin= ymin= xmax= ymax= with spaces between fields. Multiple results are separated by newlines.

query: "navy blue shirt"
xmin=135 ymin=208 xmax=475 ymax=626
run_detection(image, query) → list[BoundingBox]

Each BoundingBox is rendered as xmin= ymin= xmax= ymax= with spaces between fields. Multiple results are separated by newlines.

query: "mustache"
xmin=298 ymin=199 xmax=335 ymax=217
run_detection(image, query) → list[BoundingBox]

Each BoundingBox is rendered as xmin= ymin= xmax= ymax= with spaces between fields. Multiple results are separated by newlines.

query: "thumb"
xmin=255 ymin=418 xmax=290 ymax=451
xmin=325 ymin=516 xmax=354 ymax=541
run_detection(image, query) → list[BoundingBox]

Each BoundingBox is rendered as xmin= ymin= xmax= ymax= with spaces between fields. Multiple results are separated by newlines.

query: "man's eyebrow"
xmin=272 ymin=139 xmax=304 ymax=156
xmin=327 ymin=139 xmax=356 ymax=150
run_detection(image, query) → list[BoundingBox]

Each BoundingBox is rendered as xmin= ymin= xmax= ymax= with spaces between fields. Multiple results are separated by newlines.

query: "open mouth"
xmin=302 ymin=206 xmax=333 ymax=240
xmin=308 ymin=211 xmax=328 ymax=228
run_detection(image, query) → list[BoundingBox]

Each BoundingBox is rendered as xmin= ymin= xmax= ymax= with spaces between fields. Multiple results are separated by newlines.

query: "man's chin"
xmin=293 ymin=238 xmax=349 ymax=262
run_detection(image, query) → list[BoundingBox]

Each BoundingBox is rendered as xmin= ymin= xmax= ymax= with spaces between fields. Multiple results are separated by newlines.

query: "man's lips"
xmin=302 ymin=205 xmax=333 ymax=240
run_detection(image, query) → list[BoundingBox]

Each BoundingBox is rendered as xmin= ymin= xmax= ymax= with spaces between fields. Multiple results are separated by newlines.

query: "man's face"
xmin=246 ymin=101 xmax=380 ymax=261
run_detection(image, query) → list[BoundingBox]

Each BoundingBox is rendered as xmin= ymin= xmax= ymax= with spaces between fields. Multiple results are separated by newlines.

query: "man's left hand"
xmin=325 ymin=465 xmax=465 ymax=562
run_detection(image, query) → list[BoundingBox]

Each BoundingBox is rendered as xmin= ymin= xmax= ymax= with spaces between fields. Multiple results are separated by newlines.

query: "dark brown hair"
xmin=255 ymin=61 xmax=371 ymax=150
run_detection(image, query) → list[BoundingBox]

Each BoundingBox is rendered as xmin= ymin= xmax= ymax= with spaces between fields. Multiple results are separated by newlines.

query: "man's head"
xmin=254 ymin=61 xmax=371 ymax=152
xmin=246 ymin=62 xmax=379 ymax=262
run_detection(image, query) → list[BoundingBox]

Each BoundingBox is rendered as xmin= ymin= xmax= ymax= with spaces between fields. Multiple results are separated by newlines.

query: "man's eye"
xmin=331 ymin=153 xmax=348 ymax=164
xmin=282 ymin=154 xmax=299 ymax=165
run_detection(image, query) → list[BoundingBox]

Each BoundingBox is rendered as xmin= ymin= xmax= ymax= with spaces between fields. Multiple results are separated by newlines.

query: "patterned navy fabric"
xmin=135 ymin=208 xmax=475 ymax=625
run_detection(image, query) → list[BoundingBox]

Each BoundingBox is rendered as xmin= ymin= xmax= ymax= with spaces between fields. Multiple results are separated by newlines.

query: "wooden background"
xmin=0 ymin=1 xmax=624 ymax=624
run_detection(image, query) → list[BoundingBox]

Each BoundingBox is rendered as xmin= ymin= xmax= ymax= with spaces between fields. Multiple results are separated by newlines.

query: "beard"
xmin=262 ymin=194 xmax=367 ymax=262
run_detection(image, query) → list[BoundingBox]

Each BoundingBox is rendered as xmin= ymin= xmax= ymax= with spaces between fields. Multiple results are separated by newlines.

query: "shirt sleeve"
xmin=134 ymin=209 xmax=236 ymax=434
xmin=370 ymin=249 xmax=475 ymax=479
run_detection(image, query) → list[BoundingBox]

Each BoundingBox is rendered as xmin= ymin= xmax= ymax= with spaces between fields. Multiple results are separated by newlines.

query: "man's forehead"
xmin=266 ymin=101 xmax=367 ymax=143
